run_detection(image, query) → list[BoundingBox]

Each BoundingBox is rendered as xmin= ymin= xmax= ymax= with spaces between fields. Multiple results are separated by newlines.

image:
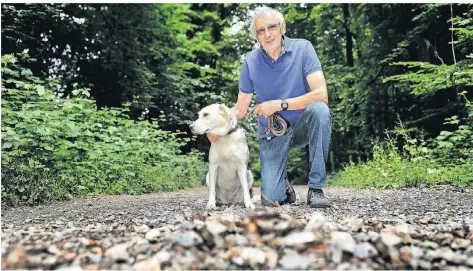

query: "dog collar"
xmin=226 ymin=125 xmax=240 ymax=135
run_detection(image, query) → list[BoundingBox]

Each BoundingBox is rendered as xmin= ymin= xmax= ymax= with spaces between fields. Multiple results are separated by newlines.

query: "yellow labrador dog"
xmin=190 ymin=104 xmax=255 ymax=210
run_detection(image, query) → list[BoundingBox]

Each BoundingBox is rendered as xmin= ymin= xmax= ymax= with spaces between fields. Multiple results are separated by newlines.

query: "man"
xmin=208 ymin=6 xmax=332 ymax=208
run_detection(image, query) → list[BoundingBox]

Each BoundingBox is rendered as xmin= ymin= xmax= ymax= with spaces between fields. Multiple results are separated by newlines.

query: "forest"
xmin=1 ymin=3 xmax=472 ymax=207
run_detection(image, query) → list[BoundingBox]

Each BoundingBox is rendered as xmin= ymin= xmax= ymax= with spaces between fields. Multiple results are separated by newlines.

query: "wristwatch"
xmin=281 ymin=99 xmax=289 ymax=110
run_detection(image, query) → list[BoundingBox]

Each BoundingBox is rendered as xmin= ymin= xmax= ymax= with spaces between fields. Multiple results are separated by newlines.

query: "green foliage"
xmin=329 ymin=142 xmax=472 ymax=189
xmin=381 ymin=5 xmax=473 ymax=170
xmin=2 ymin=3 xmax=472 ymax=198
xmin=330 ymin=84 xmax=472 ymax=189
xmin=383 ymin=62 xmax=473 ymax=95
xmin=429 ymin=91 xmax=473 ymax=164
xmin=1 ymin=54 xmax=207 ymax=207
xmin=329 ymin=121 xmax=472 ymax=189
xmin=451 ymin=6 xmax=473 ymax=57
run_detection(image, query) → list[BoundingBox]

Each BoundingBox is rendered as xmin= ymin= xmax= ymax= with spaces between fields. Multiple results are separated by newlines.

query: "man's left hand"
xmin=254 ymin=100 xmax=282 ymax=118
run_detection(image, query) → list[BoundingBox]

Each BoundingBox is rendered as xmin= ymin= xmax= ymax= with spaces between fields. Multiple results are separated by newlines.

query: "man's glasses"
xmin=256 ymin=23 xmax=280 ymax=36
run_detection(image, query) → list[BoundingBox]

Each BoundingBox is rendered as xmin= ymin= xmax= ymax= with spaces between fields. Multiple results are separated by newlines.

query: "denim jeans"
xmin=259 ymin=101 xmax=332 ymax=202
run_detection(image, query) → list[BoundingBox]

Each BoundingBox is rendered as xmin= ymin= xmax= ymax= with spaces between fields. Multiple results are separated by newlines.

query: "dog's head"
xmin=189 ymin=104 xmax=236 ymax=136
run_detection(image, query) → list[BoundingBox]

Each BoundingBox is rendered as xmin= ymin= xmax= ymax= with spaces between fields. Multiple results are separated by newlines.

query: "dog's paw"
xmin=245 ymin=201 xmax=256 ymax=210
xmin=206 ymin=200 xmax=217 ymax=210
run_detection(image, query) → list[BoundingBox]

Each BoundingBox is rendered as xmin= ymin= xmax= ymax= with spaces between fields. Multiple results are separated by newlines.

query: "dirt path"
xmin=2 ymin=185 xmax=473 ymax=269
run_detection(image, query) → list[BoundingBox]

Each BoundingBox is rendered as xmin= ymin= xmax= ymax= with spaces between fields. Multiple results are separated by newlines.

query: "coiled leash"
xmin=245 ymin=106 xmax=289 ymax=137
xmin=245 ymin=106 xmax=289 ymax=207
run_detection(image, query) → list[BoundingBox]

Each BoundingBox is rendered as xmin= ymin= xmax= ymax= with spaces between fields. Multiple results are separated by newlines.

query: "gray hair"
xmin=249 ymin=6 xmax=285 ymax=40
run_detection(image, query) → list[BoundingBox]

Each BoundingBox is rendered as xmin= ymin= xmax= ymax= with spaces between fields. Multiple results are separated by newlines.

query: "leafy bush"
xmin=1 ymin=53 xmax=207 ymax=207
xmin=329 ymin=140 xmax=472 ymax=189
xmin=329 ymin=116 xmax=472 ymax=189
xmin=331 ymin=8 xmax=473 ymax=189
xmin=428 ymin=91 xmax=473 ymax=165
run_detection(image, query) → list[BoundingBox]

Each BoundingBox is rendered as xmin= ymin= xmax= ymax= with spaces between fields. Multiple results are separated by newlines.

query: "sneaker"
xmin=282 ymin=178 xmax=296 ymax=204
xmin=261 ymin=179 xmax=296 ymax=207
xmin=307 ymin=188 xmax=331 ymax=208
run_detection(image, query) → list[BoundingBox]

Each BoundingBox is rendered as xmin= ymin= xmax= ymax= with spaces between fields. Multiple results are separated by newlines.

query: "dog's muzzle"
xmin=189 ymin=122 xmax=208 ymax=135
xmin=189 ymin=123 xmax=197 ymax=134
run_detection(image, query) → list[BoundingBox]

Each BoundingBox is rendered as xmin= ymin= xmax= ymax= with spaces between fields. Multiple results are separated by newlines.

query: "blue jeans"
xmin=259 ymin=101 xmax=332 ymax=202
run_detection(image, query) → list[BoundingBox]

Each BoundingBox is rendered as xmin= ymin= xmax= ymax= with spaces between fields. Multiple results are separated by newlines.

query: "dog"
xmin=189 ymin=103 xmax=255 ymax=210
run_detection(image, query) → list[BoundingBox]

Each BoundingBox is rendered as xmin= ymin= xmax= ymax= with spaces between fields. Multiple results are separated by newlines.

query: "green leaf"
xmin=20 ymin=69 xmax=33 ymax=76
xmin=43 ymin=144 xmax=54 ymax=151
xmin=125 ymin=171 xmax=136 ymax=176
xmin=36 ymin=85 xmax=45 ymax=96
xmin=2 ymin=141 xmax=14 ymax=149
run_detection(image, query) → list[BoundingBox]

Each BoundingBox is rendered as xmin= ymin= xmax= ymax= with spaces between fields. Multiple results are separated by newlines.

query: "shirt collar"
xmin=283 ymin=36 xmax=294 ymax=52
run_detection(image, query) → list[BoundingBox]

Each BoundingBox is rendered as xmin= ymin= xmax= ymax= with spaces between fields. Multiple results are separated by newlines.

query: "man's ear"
xmin=281 ymin=20 xmax=286 ymax=35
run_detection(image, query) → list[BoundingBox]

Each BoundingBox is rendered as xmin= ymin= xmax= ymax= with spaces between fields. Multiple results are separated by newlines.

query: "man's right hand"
xmin=207 ymin=133 xmax=220 ymax=143
xmin=231 ymin=107 xmax=246 ymax=120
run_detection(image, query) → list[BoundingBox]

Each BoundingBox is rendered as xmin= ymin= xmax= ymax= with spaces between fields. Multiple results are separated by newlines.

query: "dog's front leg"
xmin=206 ymin=163 xmax=218 ymax=210
xmin=237 ymin=165 xmax=255 ymax=210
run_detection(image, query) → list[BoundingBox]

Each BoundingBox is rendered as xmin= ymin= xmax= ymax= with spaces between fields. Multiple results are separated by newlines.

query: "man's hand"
xmin=231 ymin=106 xmax=246 ymax=120
xmin=207 ymin=133 xmax=220 ymax=143
xmin=253 ymin=100 xmax=282 ymax=118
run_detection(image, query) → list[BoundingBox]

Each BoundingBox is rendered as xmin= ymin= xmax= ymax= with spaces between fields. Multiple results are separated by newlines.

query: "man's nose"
xmin=264 ymin=29 xmax=272 ymax=38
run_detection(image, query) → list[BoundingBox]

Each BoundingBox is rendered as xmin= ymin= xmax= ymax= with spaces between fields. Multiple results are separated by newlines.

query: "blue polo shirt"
xmin=238 ymin=36 xmax=322 ymax=138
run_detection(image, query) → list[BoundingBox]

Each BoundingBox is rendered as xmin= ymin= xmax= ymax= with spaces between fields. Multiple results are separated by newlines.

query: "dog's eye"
xmin=203 ymin=113 xmax=209 ymax=117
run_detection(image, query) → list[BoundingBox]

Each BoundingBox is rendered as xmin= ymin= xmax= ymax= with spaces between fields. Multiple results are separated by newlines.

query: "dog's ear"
xmin=218 ymin=104 xmax=228 ymax=118
xmin=219 ymin=104 xmax=235 ymax=126
xmin=218 ymin=104 xmax=228 ymax=119
xmin=218 ymin=104 xmax=227 ymax=113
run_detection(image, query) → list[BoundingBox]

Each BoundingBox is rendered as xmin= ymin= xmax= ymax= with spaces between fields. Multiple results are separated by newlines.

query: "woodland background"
xmin=1 ymin=3 xmax=472 ymax=207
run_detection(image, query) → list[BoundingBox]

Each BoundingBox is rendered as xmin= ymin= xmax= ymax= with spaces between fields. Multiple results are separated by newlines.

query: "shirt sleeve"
xmin=238 ymin=59 xmax=254 ymax=94
xmin=303 ymin=40 xmax=323 ymax=77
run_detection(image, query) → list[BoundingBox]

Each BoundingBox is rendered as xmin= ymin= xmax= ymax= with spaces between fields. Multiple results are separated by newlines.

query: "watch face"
xmin=282 ymin=101 xmax=288 ymax=110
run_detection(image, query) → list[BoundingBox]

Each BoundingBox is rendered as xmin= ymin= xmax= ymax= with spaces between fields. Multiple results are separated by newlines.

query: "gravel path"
xmin=2 ymin=185 xmax=473 ymax=269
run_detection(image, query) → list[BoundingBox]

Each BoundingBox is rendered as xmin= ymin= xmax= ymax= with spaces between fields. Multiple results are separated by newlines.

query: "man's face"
xmin=255 ymin=14 xmax=283 ymax=53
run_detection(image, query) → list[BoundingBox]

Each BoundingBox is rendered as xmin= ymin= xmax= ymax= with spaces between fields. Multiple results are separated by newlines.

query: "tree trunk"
xmin=343 ymin=4 xmax=354 ymax=67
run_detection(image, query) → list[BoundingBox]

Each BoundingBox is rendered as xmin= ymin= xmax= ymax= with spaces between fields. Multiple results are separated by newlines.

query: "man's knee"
xmin=306 ymin=101 xmax=331 ymax=124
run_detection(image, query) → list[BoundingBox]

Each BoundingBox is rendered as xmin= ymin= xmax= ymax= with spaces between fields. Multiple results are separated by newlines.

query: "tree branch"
xmin=366 ymin=64 xmax=387 ymax=86
xmin=450 ymin=4 xmax=457 ymax=65
xmin=97 ymin=7 xmax=117 ymax=38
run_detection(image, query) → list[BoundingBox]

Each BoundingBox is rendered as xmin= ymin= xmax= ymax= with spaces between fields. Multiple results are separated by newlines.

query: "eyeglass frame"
xmin=256 ymin=22 xmax=281 ymax=36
